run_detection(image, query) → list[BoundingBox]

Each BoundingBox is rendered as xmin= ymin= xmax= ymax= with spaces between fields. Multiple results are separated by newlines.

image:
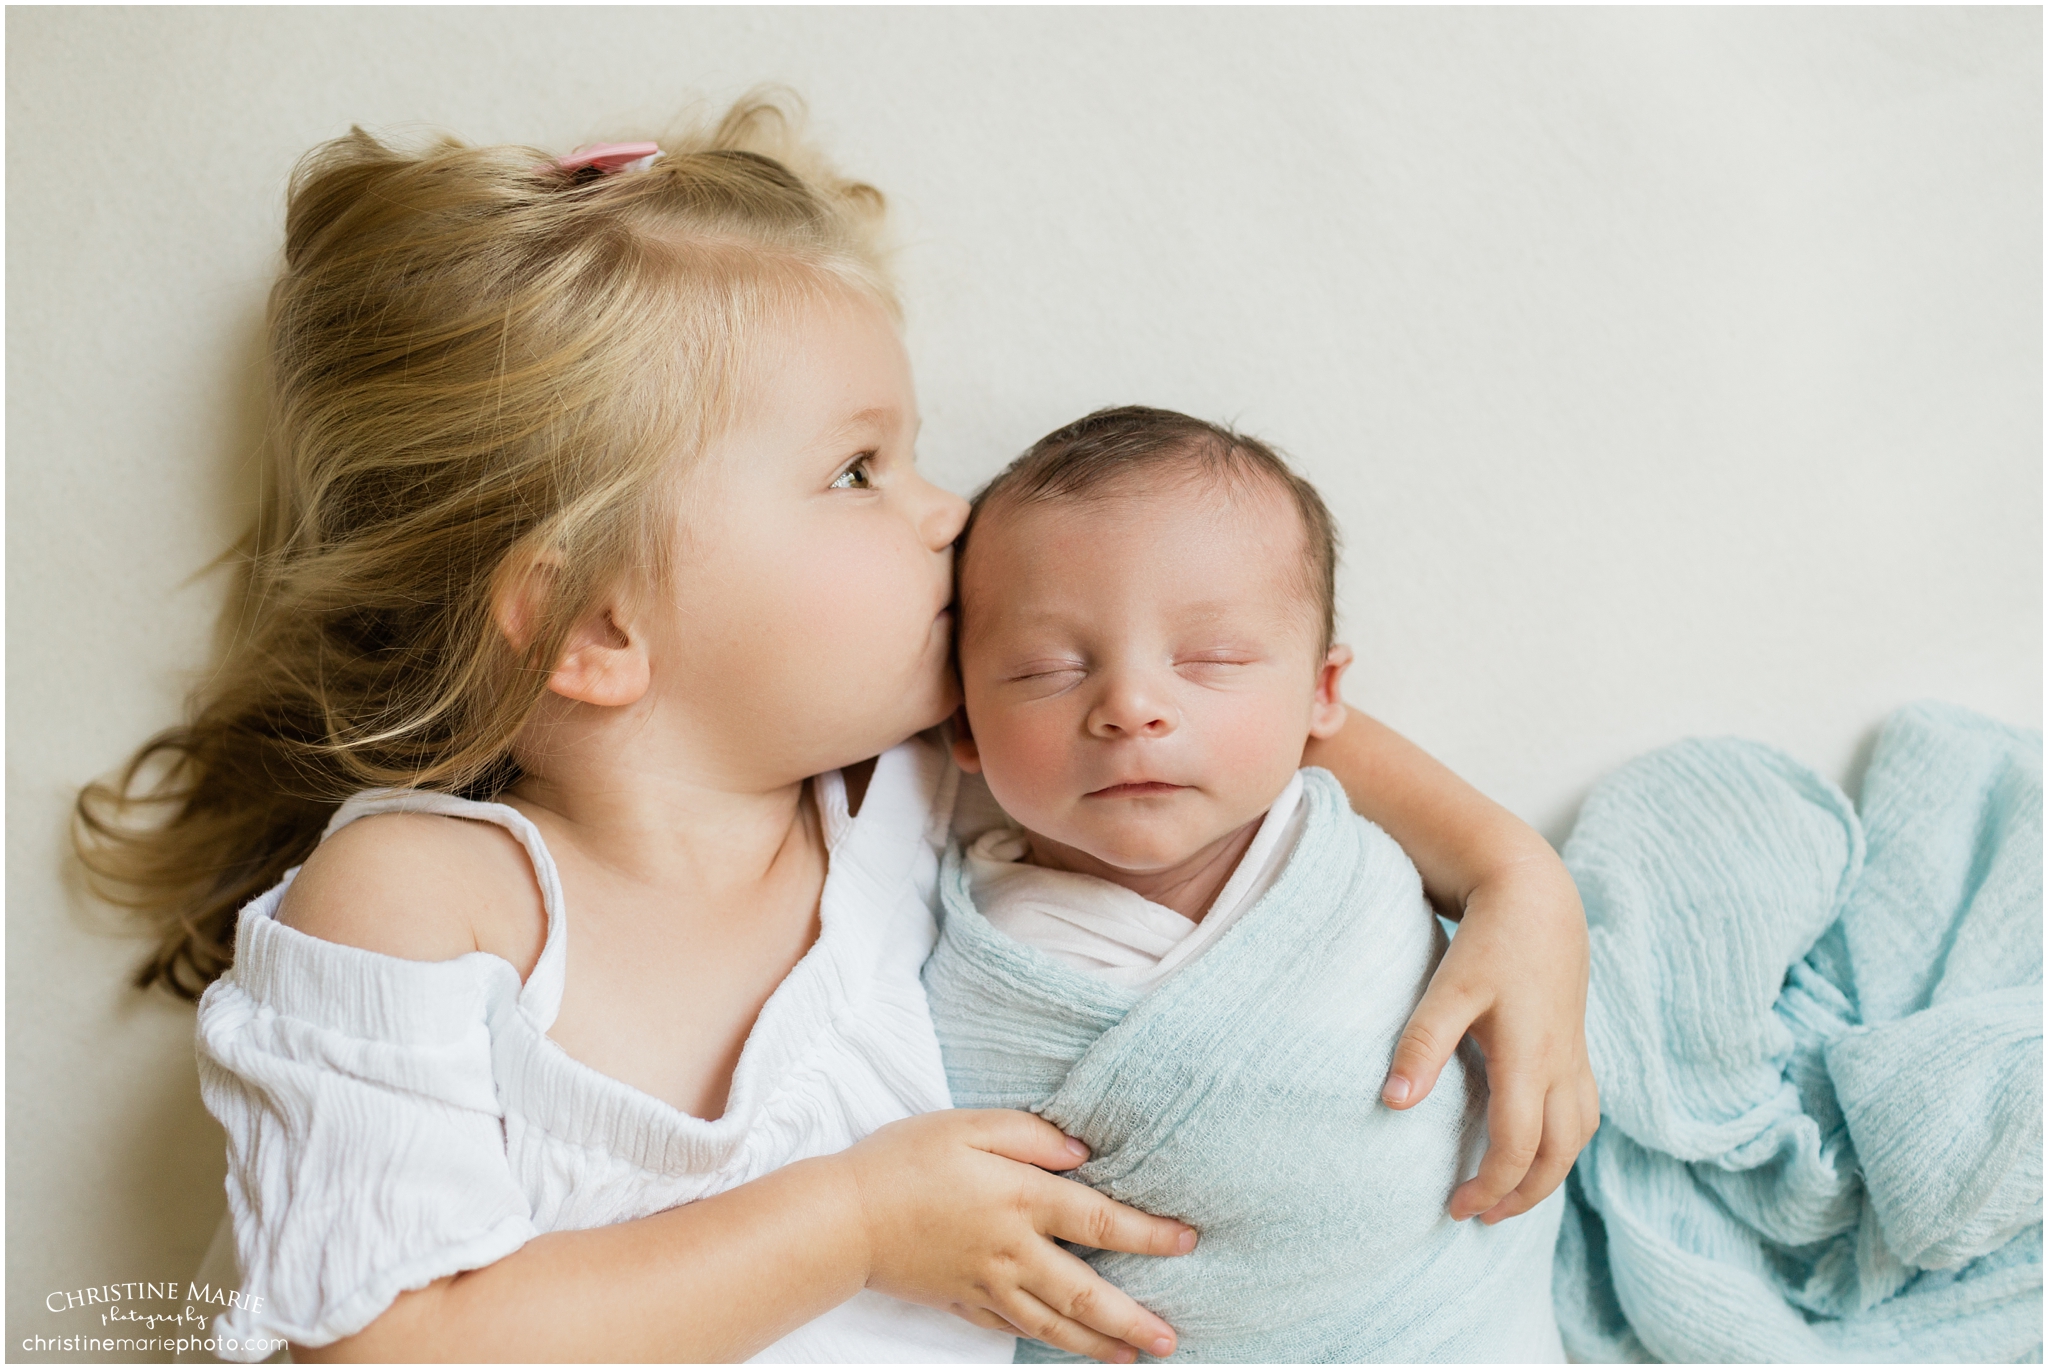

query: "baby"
xmin=923 ymin=406 xmax=1566 ymax=1363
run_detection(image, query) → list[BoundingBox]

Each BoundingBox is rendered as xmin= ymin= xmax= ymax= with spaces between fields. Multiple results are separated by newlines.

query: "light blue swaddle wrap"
xmin=1553 ymin=700 xmax=2043 ymax=1362
xmin=923 ymin=767 xmax=1566 ymax=1363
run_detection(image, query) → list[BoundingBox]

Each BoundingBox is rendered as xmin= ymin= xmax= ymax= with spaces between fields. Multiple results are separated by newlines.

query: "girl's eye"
xmin=830 ymin=455 xmax=876 ymax=490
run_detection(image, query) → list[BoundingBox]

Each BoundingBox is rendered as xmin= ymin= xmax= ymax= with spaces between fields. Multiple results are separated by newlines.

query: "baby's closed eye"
xmin=1174 ymin=653 xmax=1261 ymax=675
xmin=1001 ymin=661 xmax=1088 ymax=696
xmin=1172 ymin=654 xmax=1283 ymax=692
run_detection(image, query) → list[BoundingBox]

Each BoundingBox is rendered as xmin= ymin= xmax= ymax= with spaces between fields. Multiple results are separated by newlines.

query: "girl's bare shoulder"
xmin=277 ymin=811 xmax=547 ymax=980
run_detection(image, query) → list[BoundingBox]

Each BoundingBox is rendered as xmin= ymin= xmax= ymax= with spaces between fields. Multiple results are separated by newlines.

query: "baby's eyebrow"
xmin=1170 ymin=600 xmax=1250 ymax=623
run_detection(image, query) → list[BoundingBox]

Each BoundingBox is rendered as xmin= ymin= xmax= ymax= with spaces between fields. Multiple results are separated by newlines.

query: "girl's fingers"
xmin=1450 ymin=1068 xmax=1542 ymax=1220
xmin=1480 ymin=1085 xmax=1583 ymax=1223
xmin=999 ymin=1287 xmax=1142 ymax=1365
xmin=950 ymin=1303 xmax=1025 ymax=1335
xmin=1383 ymin=977 xmax=1479 ymax=1110
xmin=1015 ymin=1242 xmax=1179 ymax=1363
xmin=964 ymin=1107 xmax=1091 ymax=1172
xmin=1026 ymin=1181 xmax=1186 ymax=1353
xmin=1032 ymin=1170 xmax=1198 ymax=1259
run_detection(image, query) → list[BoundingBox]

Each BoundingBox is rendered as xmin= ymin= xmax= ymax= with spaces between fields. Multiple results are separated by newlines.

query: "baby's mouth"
xmin=1085 ymin=781 xmax=1189 ymax=799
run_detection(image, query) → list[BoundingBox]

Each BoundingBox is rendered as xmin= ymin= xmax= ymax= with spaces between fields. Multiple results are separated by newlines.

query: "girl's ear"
xmin=547 ymin=605 xmax=651 ymax=708
xmin=490 ymin=552 xmax=557 ymax=659
xmin=492 ymin=554 xmax=652 ymax=709
xmin=949 ymin=705 xmax=984 ymax=774
xmin=1308 ymin=644 xmax=1355 ymax=739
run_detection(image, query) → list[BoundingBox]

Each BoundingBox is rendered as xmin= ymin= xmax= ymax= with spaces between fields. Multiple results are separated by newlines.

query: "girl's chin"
xmin=820 ymin=629 xmax=953 ymax=748
xmin=902 ymin=694 xmax=958 ymax=742
xmin=823 ymin=682 xmax=957 ymax=770
xmin=905 ymin=657 xmax=962 ymax=727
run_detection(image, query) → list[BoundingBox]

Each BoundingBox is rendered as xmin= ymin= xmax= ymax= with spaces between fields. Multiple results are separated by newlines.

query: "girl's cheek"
xmin=798 ymin=537 xmax=913 ymax=641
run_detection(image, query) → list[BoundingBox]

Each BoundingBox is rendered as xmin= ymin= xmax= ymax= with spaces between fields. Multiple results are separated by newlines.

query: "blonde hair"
xmin=75 ymin=92 xmax=895 ymax=1000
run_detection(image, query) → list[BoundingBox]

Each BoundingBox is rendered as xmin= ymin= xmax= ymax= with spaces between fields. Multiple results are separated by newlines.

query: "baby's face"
xmin=954 ymin=472 xmax=1349 ymax=876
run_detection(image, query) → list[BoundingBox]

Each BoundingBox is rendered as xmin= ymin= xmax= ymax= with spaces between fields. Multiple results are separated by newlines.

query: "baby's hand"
xmin=1383 ymin=852 xmax=1599 ymax=1223
xmin=834 ymin=1109 xmax=1195 ymax=1363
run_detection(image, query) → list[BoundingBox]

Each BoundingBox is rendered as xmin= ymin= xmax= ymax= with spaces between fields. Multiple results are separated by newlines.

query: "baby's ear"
xmin=949 ymin=705 xmax=984 ymax=774
xmin=1308 ymin=644 xmax=1354 ymax=739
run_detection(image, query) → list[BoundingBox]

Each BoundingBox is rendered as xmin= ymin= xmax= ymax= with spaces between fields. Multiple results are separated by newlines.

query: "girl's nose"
xmin=1087 ymin=674 xmax=1178 ymax=740
xmin=920 ymin=478 xmax=971 ymax=551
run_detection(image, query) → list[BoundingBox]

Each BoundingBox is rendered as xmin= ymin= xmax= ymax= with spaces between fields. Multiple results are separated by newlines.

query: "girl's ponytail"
xmin=76 ymin=90 xmax=895 ymax=1000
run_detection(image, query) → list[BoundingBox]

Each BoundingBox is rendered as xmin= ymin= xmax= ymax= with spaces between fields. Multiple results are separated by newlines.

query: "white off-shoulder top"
xmin=192 ymin=735 xmax=1015 ymax=1363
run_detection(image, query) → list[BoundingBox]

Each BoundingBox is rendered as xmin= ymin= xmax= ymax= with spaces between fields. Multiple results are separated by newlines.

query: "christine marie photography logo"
xmin=24 ymin=1279 xmax=285 ymax=1358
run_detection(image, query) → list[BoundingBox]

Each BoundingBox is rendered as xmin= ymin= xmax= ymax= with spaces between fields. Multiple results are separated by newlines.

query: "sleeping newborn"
xmin=923 ymin=406 xmax=1565 ymax=1363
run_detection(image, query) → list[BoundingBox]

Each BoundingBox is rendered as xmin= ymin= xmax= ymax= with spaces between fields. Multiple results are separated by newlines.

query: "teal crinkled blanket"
xmin=923 ymin=767 xmax=1565 ymax=1364
xmin=1555 ymin=700 xmax=2043 ymax=1362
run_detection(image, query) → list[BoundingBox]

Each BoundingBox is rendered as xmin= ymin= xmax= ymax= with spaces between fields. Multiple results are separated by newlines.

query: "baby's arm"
xmin=273 ymin=827 xmax=1194 ymax=1364
xmin=1302 ymin=707 xmax=1598 ymax=1224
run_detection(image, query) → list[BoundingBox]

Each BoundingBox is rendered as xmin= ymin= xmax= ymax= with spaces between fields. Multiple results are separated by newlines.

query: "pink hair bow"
xmin=552 ymin=142 xmax=663 ymax=175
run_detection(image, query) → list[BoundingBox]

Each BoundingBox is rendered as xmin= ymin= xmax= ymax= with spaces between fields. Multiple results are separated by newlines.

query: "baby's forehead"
xmin=970 ymin=462 xmax=1305 ymax=547
xmin=957 ymin=470 xmax=1317 ymax=629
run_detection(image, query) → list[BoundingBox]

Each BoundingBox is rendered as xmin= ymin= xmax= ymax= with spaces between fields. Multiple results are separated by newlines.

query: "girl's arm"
xmin=1302 ymin=706 xmax=1599 ymax=1224
xmin=296 ymin=1108 xmax=1193 ymax=1364
xmin=269 ymin=818 xmax=1193 ymax=1364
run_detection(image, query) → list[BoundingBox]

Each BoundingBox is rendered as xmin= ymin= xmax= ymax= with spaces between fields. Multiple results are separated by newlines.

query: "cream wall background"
xmin=7 ymin=6 xmax=2039 ymax=1360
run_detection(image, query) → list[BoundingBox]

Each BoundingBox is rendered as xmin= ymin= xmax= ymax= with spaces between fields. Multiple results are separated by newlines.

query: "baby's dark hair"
xmin=960 ymin=405 xmax=1340 ymax=651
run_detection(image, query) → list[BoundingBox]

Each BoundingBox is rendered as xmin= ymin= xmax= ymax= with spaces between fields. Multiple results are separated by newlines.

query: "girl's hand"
xmin=834 ymin=1108 xmax=1196 ymax=1364
xmin=1382 ymin=851 xmax=1598 ymax=1223
xmin=1302 ymin=705 xmax=1598 ymax=1224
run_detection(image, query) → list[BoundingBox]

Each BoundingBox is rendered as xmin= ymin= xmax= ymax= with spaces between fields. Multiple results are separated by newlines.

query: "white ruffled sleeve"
xmin=193 ymin=887 xmax=537 ymax=1360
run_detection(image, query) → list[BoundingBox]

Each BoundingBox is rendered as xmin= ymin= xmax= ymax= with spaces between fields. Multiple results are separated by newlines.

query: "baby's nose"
xmin=1087 ymin=680 xmax=1177 ymax=738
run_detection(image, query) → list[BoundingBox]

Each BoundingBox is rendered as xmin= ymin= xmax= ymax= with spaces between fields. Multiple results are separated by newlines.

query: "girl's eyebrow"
xmin=825 ymin=405 xmax=906 ymax=443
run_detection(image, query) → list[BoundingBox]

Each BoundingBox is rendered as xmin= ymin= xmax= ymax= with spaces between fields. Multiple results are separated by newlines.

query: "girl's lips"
xmin=1086 ymin=781 xmax=1187 ymax=799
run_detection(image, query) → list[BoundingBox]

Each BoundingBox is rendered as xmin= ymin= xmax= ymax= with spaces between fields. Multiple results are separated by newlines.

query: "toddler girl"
xmin=76 ymin=96 xmax=1594 ymax=1363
